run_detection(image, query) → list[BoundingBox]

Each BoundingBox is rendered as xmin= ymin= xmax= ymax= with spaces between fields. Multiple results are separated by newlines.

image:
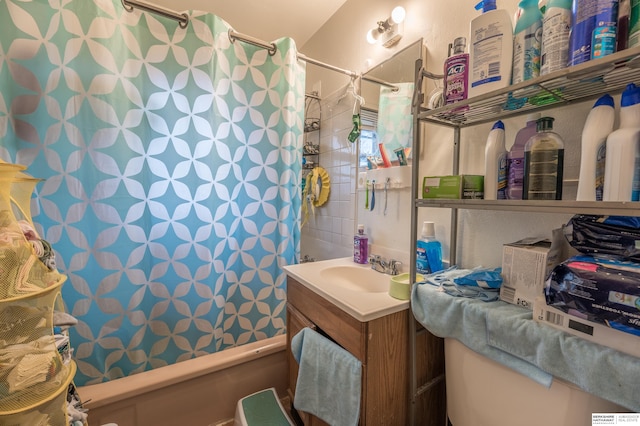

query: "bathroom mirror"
xmin=359 ymin=39 xmax=426 ymax=168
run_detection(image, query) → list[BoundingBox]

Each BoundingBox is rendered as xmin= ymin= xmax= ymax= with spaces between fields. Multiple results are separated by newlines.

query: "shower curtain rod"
xmin=121 ymin=0 xmax=397 ymax=88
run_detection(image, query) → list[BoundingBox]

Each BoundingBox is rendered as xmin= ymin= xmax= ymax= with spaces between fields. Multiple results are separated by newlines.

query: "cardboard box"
xmin=422 ymin=175 xmax=484 ymax=199
xmin=533 ymin=297 xmax=640 ymax=359
xmin=500 ymin=238 xmax=554 ymax=310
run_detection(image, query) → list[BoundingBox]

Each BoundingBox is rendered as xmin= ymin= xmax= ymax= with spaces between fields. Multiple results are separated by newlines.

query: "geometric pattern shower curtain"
xmin=0 ymin=0 xmax=304 ymax=386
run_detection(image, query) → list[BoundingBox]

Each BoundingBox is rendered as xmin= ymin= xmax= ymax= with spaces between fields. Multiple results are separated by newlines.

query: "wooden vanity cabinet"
xmin=286 ymin=276 xmax=446 ymax=425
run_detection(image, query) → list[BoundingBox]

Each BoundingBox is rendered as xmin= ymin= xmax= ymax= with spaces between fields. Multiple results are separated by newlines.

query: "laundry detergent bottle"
xmin=603 ymin=83 xmax=640 ymax=202
xmin=469 ymin=0 xmax=514 ymax=98
xmin=513 ymin=0 xmax=543 ymax=84
xmin=576 ymin=94 xmax=615 ymax=201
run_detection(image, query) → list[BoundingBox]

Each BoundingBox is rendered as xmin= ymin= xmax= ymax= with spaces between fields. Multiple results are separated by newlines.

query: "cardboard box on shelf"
xmin=422 ymin=175 xmax=484 ymax=199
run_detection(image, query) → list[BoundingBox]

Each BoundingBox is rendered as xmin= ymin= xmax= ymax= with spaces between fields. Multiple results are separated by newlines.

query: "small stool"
xmin=234 ymin=388 xmax=294 ymax=426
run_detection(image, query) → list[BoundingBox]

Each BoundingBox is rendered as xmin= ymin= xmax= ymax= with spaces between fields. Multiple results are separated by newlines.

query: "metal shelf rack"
xmin=408 ymin=46 xmax=640 ymax=426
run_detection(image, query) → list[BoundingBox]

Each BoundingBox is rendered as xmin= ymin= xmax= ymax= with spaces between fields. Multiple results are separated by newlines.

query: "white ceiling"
xmin=146 ymin=0 xmax=348 ymax=47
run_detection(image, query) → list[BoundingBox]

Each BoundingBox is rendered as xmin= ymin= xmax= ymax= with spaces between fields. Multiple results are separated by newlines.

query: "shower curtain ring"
xmin=121 ymin=0 xmax=134 ymax=12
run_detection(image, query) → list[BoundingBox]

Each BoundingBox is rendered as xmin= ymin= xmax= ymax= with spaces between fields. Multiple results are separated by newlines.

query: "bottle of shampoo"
xmin=603 ymin=83 xmax=640 ymax=201
xmin=353 ymin=224 xmax=368 ymax=264
xmin=484 ymin=120 xmax=508 ymax=200
xmin=513 ymin=0 xmax=543 ymax=84
xmin=576 ymin=94 xmax=615 ymax=201
xmin=540 ymin=0 xmax=572 ymax=75
xmin=523 ymin=117 xmax=565 ymax=200
xmin=444 ymin=37 xmax=470 ymax=105
xmin=507 ymin=113 xmax=540 ymax=199
xmin=416 ymin=222 xmax=443 ymax=275
xmin=468 ymin=0 xmax=514 ymax=98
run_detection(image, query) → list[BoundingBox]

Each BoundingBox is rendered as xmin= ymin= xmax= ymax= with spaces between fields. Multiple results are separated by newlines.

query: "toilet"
xmin=234 ymin=388 xmax=294 ymax=426
xmin=445 ymin=338 xmax=627 ymax=426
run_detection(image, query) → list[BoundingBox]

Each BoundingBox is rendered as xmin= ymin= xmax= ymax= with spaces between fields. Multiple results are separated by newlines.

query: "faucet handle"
xmin=390 ymin=260 xmax=402 ymax=275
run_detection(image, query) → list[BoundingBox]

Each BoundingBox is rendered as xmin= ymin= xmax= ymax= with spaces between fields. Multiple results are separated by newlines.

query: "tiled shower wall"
xmin=300 ymin=88 xmax=358 ymax=261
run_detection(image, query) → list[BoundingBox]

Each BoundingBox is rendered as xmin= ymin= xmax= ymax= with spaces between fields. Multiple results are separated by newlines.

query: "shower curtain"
xmin=0 ymin=0 xmax=304 ymax=385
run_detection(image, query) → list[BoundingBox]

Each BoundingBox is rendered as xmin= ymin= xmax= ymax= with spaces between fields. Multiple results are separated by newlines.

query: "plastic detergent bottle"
xmin=507 ymin=113 xmax=540 ymax=199
xmin=353 ymin=224 xmax=368 ymax=264
xmin=444 ymin=37 xmax=469 ymax=105
xmin=576 ymin=94 xmax=615 ymax=201
xmin=513 ymin=0 xmax=543 ymax=84
xmin=603 ymin=83 xmax=640 ymax=202
xmin=523 ymin=117 xmax=565 ymax=200
xmin=484 ymin=120 xmax=508 ymax=200
xmin=540 ymin=0 xmax=572 ymax=75
xmin=468 ymin=0 xmax=514 ymax=98
xmin=416 ymin=221 xmax=443 ymax=275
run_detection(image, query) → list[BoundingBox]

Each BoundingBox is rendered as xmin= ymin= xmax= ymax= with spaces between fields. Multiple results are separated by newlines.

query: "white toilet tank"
xmin=445 ymin=338 xmax=628 ymax=426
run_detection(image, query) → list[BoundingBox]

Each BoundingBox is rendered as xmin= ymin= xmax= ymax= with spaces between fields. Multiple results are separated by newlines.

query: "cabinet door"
xmin=287 ymin=303 xmax=332 ymax=426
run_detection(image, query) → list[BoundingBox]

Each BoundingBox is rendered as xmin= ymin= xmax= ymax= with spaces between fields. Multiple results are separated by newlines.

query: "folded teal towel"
xmin=291 ymin=327 xmax=362 ymax=426
xmin=412 ymin=282 xmax=640 ymax=411
xmin=411 ymin=282 xmax=553 ymax=387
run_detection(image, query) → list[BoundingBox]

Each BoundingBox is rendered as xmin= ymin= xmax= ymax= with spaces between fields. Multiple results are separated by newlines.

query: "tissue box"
xmin=545 ymin=255 xmax=640 ymax=336
xmin=499 ymin=238 xmax=553 ymax=310
xmin=422 ymin=175 xmax=484 ymax=199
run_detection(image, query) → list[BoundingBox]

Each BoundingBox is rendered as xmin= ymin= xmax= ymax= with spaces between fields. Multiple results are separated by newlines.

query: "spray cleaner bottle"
xmin=513 ymin=0 xmax=543 ymax=84
xmin=603 ymin=83 xmax=640 ymax=201
xmin=576 ymin=94 xmax=615 ymax=201
xmin=484 ymin=120 xmax=508 ymax=200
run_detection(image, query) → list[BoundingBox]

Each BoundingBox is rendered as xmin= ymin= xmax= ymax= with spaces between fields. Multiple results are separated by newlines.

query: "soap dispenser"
xmin=353 ymin=224 xmax=368 ymax=264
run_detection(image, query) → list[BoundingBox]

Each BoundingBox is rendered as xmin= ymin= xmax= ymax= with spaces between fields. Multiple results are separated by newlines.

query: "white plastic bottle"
xmin=469 ymin=0 xmax=514 ymax=98
xmin=512 ymin=0 xmax=543 ymax=84
xmin=416 ymin=222 xmax=443 ymax=275
xmin=540 ymin=0 xmax=572 ymax=75
xmin=576 ymin=94 xmax=615 ymax=201
xmin=484 ymin=120 xmax=508 ymax=200
xmin=603 ymin=83 xmax=640 ymax=202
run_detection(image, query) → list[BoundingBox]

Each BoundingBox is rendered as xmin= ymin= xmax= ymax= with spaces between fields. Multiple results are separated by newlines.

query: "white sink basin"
xmin=283 ymin=257 xmax=410 ymax=322
xmin=319 ymin=265 xmax=390 ymax=293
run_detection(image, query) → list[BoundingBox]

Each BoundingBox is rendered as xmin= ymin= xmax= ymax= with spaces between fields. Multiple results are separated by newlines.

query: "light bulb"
xmin=366 ymin=28 xmax=379 ymax=45
xmin=391 ymin=6 xmax=406 ymax=24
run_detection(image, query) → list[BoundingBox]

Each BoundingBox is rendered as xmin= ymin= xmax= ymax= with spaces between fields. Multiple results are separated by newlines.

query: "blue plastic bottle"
xmin=416 ymin=222 xmax=443 ymax=275
xmin=513 ymin=0 xmax=543 ymax=84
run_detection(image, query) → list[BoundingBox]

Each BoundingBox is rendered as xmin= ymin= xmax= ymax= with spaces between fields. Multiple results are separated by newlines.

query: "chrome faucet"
xmin=369 ymin=254 xmax=402 ymax=275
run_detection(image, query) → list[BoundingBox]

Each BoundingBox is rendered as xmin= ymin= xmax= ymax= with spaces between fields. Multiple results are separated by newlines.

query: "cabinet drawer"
xmin=287 ymin=277 xmax=366 ymax=361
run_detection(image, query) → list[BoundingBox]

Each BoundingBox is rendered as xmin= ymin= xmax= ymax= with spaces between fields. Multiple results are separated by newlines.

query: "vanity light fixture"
xmin=366 ymin=6 xmax=406 ymax=48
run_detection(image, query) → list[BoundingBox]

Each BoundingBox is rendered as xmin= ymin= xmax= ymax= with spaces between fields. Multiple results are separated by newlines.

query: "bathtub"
xmin=78 ymin=335 xmax=288 ymax=426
